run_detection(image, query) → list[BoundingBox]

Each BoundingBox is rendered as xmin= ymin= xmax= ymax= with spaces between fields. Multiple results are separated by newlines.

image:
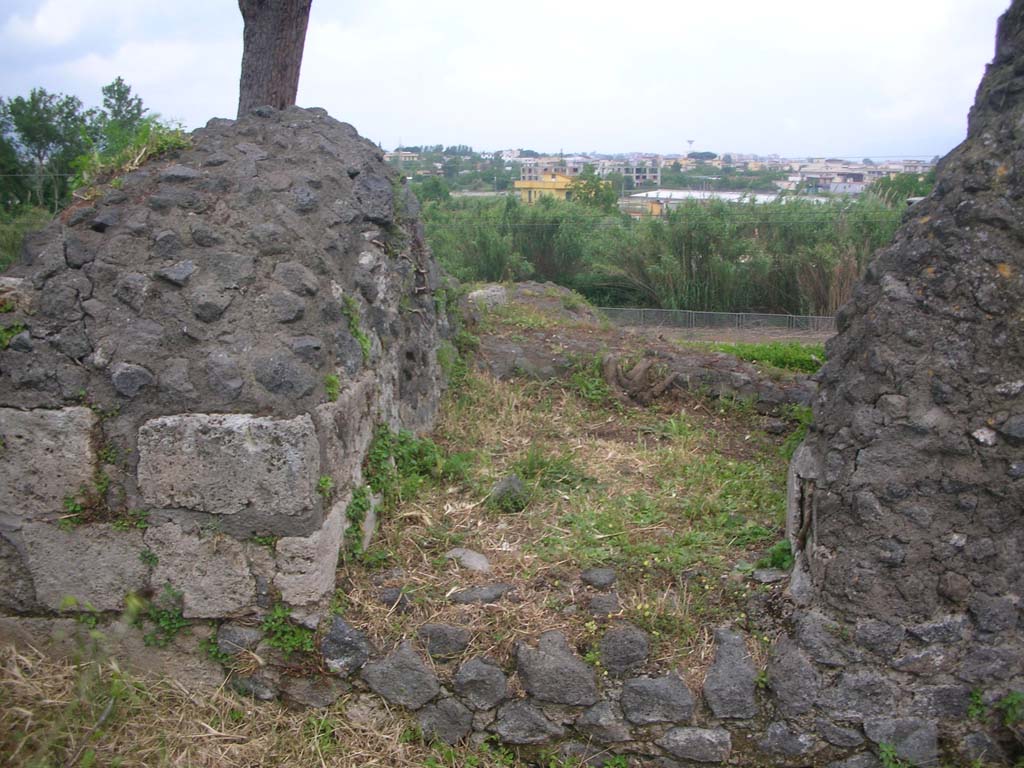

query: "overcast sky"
xmin=0 ymin=0 xmax=1011 ymax=159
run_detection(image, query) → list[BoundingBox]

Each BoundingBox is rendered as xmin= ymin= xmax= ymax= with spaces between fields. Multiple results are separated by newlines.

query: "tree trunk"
xmin=237 ymin=0 xmax=313 ymax=118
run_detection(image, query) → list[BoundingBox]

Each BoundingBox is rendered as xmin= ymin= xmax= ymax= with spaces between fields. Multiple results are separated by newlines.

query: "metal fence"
xmin=597 ymin=306 xmax=836 ymax=333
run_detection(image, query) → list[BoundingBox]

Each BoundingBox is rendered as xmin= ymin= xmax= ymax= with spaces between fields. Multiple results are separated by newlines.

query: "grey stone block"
xmin=576 ymin=701 xmax=632 ymax=743
xmin=145 ymin=523 xmax=255 ymax=618
xmin=274 ymin=504 xmax=346 ymax=606
xmin=137 ymin=413 xmax=321 ymax=535
xmin=863 ymin=718 xmax=938 ymax=767
xmin=22 ymin=523 xmax=147 ymax=611
xmin=418 ymin=623 xmax=471 ymax=660
xmin=769 ymin=634 xmax=819 ymax=716
xmin=0 ymin=407 xmax=97 ymax=519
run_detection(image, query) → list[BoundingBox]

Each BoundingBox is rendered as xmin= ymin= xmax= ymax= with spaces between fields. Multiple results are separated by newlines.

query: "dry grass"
xmin=0 ymin=645 xmax=522 ymax=767
xmin=342 ymin=369 xmax=790 ymax=677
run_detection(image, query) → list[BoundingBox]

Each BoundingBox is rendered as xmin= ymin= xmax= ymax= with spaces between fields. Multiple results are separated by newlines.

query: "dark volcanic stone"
xmin=216 ymin=623 xmax=263 ymax=655
xmin=576 ymin=701 xmax=632 ymax=743
xmin=588 ymin=592 xmax=621 ymax=616
xmin=621 ymin=674 xmax=695 ymax=724
xmin=702 ymin=628 xmax=756 ymax=719
xmin=110 ymin=362 xmax=154 ymax=398
xmin=320 ymin=616 xmax=374 ymax=677
xmin=489 ymin=474 xmax=527 ymax=512
xmin=253 ymin=350 xmax=314 ymax=397
xmin=376 ymin=586 xmax=412 ymax=613
xmin=580 ymin=567 xmax=617 ymax=589
xmin=281 ymin=676 xmax=348 ymax=709
xmin=758 ymin=721 xmax=817 ymax=757
xmin=155 ymin=259 xmax=195 ymax=286
xmin=492 ymin=700 xmax=564 ymax=745
xmin=598 ymin=623 xmax=650 ymax=676
xmin=449 ymin=583 xmax=513 ymax=604
xmin=452 ymin=656 xmax=508 ymax=710
xmin=417 ymin=697 xmax=473 ymax=745
xmin=516 ymin=630 xmax=598 ymax=706
xmin=863 ymin=718 xmax=939 ymax=767
xmin=418 ymin=623 xmax=471 ymax=659
xmin=768 ymin=634 xmax=819 ymax=716
xmin=360 ymin=640 xmax=438 ymax=709
xmin=272 ymin=260 xmax=319 ymax=296
xmin=657 ymin=727 xmax=731 ymax=763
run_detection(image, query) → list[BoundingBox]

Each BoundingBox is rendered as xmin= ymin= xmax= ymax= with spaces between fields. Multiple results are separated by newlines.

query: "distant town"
xmin=384 ymin=145 xmax=937 ymax=216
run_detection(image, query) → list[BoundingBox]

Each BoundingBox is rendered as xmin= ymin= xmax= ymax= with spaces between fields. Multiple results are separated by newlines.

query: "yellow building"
xmin=514 ymin=173 xmax=574 ymax=203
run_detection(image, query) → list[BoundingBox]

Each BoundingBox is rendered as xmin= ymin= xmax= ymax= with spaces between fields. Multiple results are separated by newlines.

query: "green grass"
xmin=710 ymin=341 xmax=825 ymax=373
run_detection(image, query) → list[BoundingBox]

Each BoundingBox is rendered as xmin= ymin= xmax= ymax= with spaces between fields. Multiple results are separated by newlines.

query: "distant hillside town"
xmin=385 ymin=145 xmax=936 ymax=197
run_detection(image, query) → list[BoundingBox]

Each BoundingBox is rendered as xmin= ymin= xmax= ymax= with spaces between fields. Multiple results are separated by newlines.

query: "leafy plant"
xmin=199 ymin=634 xmax=232 ymax=665
xmin=340 ymin=295 xmax=371 ymax=364
xmin=879 ymin=742 xmax=913 ymax=768
xmin=757 ymin=539 xmax=794 ymax=571
xmin=251 ymin=534 xmax=278 ymax=548
xmin=70 ymin=115 xmax=190 ymax=193
xmin=112 ymin=508 xmax=149 ymax=531
xmin=142 ymin=585 xmax=189 ymax=648
xmin=995 ymin=690 xmax=1024 ymax=727
xmin=343 ymin=485 xmax=371 ymax=556
xmin=139 ymin=549 xmax=158 ymax=567
xmin=568 ymin=356 xmax=612 ymax=403
xmin=317 ymin=475 xmax=335 ymax=499
xmin=968 ymin=688 xmax=987 ymax=720
xmin=323 ymin=373 xmax=340 ymax=402
xmin=364 ymin=424 xmax=445 ymax=507
xmin=0 ymin=322 xmax=26 ymax=349
xmin=261 ymin=603 xmax=314 ymax=659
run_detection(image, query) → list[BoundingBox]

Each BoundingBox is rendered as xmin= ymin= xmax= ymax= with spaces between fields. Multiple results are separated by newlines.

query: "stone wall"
xmin=780 ymin=2 xmax=1024 ymax=765
xmin=0 ymin=106 xmax=447 ymax=625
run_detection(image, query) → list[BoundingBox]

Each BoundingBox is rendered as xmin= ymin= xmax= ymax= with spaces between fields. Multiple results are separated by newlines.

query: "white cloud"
xmin=3 ymin=0 xmax=136 ymax=46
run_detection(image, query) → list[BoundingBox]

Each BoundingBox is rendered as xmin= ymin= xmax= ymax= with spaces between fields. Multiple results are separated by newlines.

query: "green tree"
xmin=413 ymin=176 xmax=450 ymax=203
xmin=97 ymin=76 xmax=146 ymax=155
xmin=0 ymin=88 xmax=95 ymax=211
xmin=569 ymin=165 xmax=617 ymax=212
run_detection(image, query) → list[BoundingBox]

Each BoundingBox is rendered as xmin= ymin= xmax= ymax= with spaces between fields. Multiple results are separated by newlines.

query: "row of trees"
xmin=1 ymin=78 xmax=151 ymax=213
xmin=421 ymin=193 xmax=903 ymax=315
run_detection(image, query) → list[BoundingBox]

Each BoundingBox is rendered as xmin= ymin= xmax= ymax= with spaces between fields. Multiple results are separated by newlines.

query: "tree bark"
xmin=237 ymin=0 xmax=313 ymax=118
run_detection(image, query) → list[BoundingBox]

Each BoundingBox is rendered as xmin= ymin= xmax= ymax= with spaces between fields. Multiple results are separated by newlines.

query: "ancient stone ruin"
xmin=783 ymin=3 xmax=1024 ymax=764
xmin=0 ymin=106 xmax=446 ymax=628
xmin=1 ymin=4 xmax=1023 ymax=765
